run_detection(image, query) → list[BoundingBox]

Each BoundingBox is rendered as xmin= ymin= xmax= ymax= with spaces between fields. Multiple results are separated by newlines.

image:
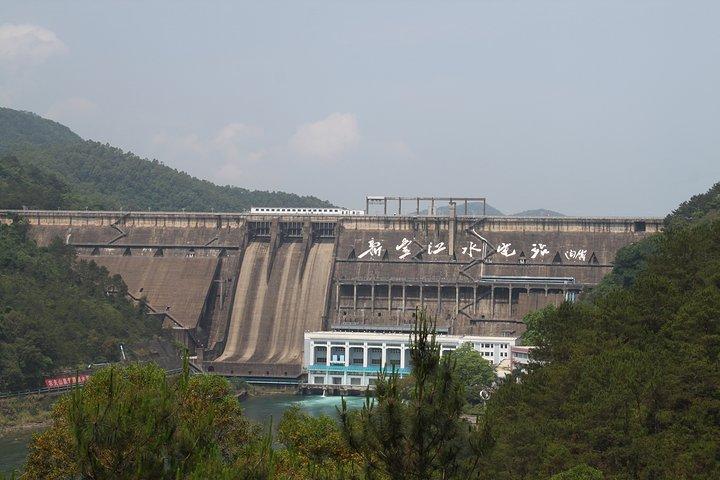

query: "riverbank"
xmin=0 ymin=380 xmax=295 ymax=434
xmin=0 ymin=393 xmax=368 ymax=475
xmin=0 ymin=377 xmax=369 ymax=434
xmin=0 ymin=396 xmax=56 ymax=476
xmin=0 ymin=395 xmax=56 ymax=435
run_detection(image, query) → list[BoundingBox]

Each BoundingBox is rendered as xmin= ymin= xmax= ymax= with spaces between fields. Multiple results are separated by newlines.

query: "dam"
xmin=1 ymin=198 xmax=662 ymax=379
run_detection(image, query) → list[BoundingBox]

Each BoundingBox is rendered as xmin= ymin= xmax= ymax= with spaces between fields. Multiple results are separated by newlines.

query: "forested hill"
xmin=0 ymin=220 xmax=161 ymax=391
xmin=0 ymin=109 xmax=80 ymax=152
xmin=480 ymin=181 xmax=720 ymax=479
xmin=0 ymin=107 xmax=333 ymax=211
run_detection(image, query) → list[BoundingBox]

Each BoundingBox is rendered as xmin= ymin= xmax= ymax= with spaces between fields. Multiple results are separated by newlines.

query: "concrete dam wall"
xmin=1 ymin=210 xmax=663 ymax=378
xmin=212 ymin=240 xmax=334 ymax=377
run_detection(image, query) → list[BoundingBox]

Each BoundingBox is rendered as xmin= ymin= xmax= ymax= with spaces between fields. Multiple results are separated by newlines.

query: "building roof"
xmin=304 ymin=330 xmax=517 ymax=343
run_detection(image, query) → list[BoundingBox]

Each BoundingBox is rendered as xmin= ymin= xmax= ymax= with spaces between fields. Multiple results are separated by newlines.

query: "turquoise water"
xmin=241 ymin=394 xmax=368 ymax=428
xmin=0 ymin=394 xmax=367 ymax=475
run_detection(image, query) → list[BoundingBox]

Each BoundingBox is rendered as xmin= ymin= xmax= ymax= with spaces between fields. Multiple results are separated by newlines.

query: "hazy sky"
xmin=1 ymin=1 xmax=719 ymax=215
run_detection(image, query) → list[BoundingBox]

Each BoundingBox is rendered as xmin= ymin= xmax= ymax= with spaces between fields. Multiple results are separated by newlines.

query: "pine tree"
xmin=339 ymin=308 xmax=492 ymax=479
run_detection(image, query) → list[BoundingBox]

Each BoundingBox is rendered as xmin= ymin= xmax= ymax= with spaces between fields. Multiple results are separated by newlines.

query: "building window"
xmin=314 ymin=346 xmax=327 ymax=365
xmin=330 ymin=346 xmax=346 ymax=364
xmin=314 ymin=376 xmax=324 ymax=384
xmin=386 ymin=349 xmax=401 ymax=367
xmin=350 ymin=377 xmax=362 ymax=386
xmin=332 ymin=377 xmax=343 ymax=385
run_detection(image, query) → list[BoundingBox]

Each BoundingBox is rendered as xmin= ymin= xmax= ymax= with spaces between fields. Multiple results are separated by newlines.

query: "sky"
xmin=1 ymin=1 xmax=719 ymax=216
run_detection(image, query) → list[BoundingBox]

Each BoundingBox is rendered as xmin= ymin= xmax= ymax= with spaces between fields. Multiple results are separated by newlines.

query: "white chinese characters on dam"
xmin=357 ymin=238 xmax=383 ymax=259
xmin=356 ymin=238 xmax=590 ymax=262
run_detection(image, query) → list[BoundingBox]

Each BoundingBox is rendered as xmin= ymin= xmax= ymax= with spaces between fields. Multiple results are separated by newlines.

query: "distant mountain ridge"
xmin=511 ymin=208 xmax=565 ymax=217
xmin=431 ymin=202 xmax=564 ymax=217
xmin=0 ymin=107 xmax=334 ymax=211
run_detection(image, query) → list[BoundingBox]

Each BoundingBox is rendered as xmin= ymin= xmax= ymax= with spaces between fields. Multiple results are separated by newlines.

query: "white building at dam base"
xmin=303 ymin=331 xmax=518 ymax=388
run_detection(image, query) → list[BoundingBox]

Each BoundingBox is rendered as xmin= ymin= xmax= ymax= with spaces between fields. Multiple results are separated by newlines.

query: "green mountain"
xmin=0 ymin=107 xmax=334 ymax=211
xmin=0 ymin=109 xmax=80 ymax=152
xmin=0 ymin=155 xmax=74 ymax=210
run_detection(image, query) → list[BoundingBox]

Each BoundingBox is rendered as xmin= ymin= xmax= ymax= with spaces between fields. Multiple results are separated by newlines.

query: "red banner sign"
xmin=44 ymin=374 xmax=90 ymax=389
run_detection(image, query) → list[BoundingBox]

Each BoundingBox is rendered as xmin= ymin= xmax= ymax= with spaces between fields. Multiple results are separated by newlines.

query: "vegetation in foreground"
xmin=11 ymin=311 xmax=494 ymax=480
xmin=483 ymin=183 xmax=720 ymax=479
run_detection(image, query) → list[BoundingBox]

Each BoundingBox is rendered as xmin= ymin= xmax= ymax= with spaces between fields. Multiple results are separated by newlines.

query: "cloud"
xmin=215 ymin=162 xmax=245 ymax=184
xmin=45 ymin=97 xmax=98 ymax=123
xmin=289 ymin=113 xmax=360 ymax=160
xmin=247 ymin=149 xmax=267 ymax=163
xmin=151 ymin=132 xmax=205 ymax=156
xmin=211 ymin=122 xmax=263 ymax=160
xmin=149 ymin=123 xmax=266 ymax=184
xmin=383 ymin=140 xmax=415 ymax=159
xmin=213 ymin=123 xmax=263 ymax=144
xmin=0 ymin=23 xmax=67 ymax=67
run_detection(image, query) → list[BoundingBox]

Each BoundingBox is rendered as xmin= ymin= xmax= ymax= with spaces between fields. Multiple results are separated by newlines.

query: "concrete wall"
xmin=211 ymin=239 xmax=335 ymax=377
xmin=328 ymin=216 xmax=659 ymax=335
xmin=2 ymin=210 xmax=662 ymax=378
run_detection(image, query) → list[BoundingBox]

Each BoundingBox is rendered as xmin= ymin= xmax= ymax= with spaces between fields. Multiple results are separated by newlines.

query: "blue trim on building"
xmin=307 ymin=364 xmax=411 ymax=375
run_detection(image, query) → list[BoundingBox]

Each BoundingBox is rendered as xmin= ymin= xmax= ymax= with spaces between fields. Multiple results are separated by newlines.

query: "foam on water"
xmin=241 ymin=394 xmax=367 ymax=426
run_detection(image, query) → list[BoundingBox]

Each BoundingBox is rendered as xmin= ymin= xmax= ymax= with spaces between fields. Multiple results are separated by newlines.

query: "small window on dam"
xmin=314 ymin=222 xmax=336 ymax=237
xmin=634 ymin=221 xmax=646 ymax=232
xmin=250 ymin=221 xmax=271 ymax=237
xmin=281 ymin=222 xmax=303 ymax=237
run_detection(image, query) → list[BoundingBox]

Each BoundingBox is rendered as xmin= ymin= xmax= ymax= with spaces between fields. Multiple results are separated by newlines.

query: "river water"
xmin=0 ymin=394 xmax=367 ymax=475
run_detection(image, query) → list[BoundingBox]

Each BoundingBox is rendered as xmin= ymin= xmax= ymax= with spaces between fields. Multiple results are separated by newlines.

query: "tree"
xmin=520 ymin=304 xmax=556 ymax=346
xmin=0 ymin=220 xmax=159 ymax=391
xmin=340 ymin=309 xmax=492 ymax=479
xmin=449 ymin=342 xmax=495 ymax=405
xmin=276 ymin=405 xmax=357 ymax=479
xmin=477 ymin=211 xmax=720 ymax=479
xmin=549 ymin=464 xmax=604 ymax=480
xmin=22 ymin=362 xmax=265 ymax=479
